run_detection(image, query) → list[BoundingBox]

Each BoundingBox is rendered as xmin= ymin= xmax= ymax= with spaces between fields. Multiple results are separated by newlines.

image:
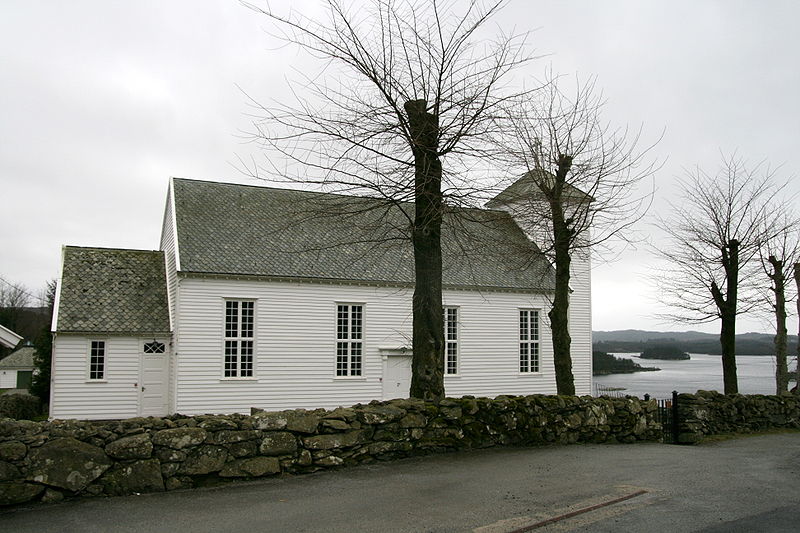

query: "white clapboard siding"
xmin=50 ymin=335 xmax=141 ymax=420
xmin=489 ymin=199 xmax=594 ymax=396
xmin=568 ymin=247 xmax=592 ymax=395
xmin=0 ymin=370 xmax=18 ymax=388
xmin=159 ymin=182 xmax=179 ymax=414
xmin=159 ymin=185 xmax=178 ymax=329
xmin=442 ymin=291 xmax=558 ymax=397
xmin=174 ymin=277 xmax=575 ymax=415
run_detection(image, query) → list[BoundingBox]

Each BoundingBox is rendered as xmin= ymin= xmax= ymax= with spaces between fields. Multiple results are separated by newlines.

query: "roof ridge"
xmin=171 ymin=177 xmax=508 ymax=215
xmin=63 ymin=245 xmax=163 ymax=254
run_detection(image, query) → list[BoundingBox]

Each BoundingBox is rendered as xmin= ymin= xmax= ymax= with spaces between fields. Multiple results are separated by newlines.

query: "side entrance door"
xmin=15 ymin=370 xmax=32 ymax=389
xmin=382 ymin=353 xmax=412 ymax=400
xmin=139 ymin=339 xmax=169 ymax=417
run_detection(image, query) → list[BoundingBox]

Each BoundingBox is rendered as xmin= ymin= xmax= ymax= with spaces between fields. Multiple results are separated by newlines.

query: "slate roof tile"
xmin=57 ymin=247 xmax=170 ymax=334
xmin=0 ymin=346 xmax=36 ymax=368
xmin=172 ymin=178 xmax=555 ymax=291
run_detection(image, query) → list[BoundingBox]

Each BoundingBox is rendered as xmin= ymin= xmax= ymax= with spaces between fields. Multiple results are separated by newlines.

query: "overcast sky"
xmin=2 ymin=1 xmax=798 ymax=333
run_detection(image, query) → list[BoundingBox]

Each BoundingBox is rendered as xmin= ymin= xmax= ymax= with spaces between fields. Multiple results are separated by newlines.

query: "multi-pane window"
xmin=519 ymin=309 xmax=540 ymax=373
xmin=336 ymin=304 xmax=363 ymax=376
xmin=444 ymin=307 xmax=458 ymax=375
xmin=224 ymin=300 xmax=254 ymax=378
xmin=89 ymin=340 xmax=105 ymax=380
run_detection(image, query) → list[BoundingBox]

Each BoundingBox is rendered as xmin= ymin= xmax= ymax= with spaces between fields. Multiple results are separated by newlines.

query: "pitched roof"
xmin=173 ymin=178 xmax=554 ymax=292
xmin=56 ymin=247 xmax=171 ymax=334
xmin=486 ymin=170 xmax=594 ymax=209
xmin=0 ymin=346 xmax=35 ymax=369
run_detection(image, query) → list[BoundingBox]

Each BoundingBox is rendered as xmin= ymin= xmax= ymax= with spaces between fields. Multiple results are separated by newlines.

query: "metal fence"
xmin=594 ymin=383 xmax=625 ymax=398
xmin=653 ymin=391 xmax=680 ymax=444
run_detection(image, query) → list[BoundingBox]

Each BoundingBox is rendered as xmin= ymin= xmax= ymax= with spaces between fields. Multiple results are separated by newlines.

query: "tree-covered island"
xmin=592 ymin=350 xmax=660 ymax=375
xmin=639 ymin=343 xmax=691 ymax=360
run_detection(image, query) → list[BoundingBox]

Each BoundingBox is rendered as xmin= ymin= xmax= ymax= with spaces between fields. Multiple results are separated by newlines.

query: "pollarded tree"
xmin=241 ymin=1 xmax=536 ymax=400
xmin=795 ymin=262 xmax=800 ymax=393
xmin=490 ymin=75 xmax=657 ymax=395
xmin=758 ymin=213 xmax=800 ymax=394
xmin=654 ymin=155 xmax=789 ymax=394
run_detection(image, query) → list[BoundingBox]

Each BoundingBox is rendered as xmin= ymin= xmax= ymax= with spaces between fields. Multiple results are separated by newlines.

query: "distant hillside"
xmin=0 ymin=306 xmax=49 ymax=359
xmin=593 ymin=330 xmax=799 ymax=356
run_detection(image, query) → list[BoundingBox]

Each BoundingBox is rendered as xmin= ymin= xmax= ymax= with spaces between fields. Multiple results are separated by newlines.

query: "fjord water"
xmin=592 ymin=353 xmax=796 ymax=399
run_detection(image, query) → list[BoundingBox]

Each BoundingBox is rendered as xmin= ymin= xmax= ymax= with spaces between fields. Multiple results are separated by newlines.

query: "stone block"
xmin=0 ymin=441 xmax=27 ymax=462
xmin=178 ymin=446 xmax=228 ymax=475
xmin=27 ymin=437 xmax=112 ymax=492
xmin=219 ymin=457 xmax=280 ymax=478
xmin=302 ymin=430 xmax=362 ymax=450
xmin=0 ymin=482 xmax=44 ymax=506
xmin=206 ymin=430 xmax=259 ymax=445
xmin=152 ymin=428 xmax=207 ymax=449
xmin=105 ymin=433 xmax=153 ymax=460
xmin=260 ymin=432 xmax=298 ymax=456
xmin=101 ymin=459 xmax=164 ymax=496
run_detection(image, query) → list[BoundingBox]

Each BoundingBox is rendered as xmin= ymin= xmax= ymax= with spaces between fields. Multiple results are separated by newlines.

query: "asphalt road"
xmin=2 ymin=433 xmax=799 ymax=533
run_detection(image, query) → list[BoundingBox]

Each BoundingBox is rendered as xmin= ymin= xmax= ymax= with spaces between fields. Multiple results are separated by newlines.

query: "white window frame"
xmin=335 ymin=303 xmax=364 ymax=377
xmin=519 ymin=309 xmax=540 ymax=374
xmin=222 ymin=299 xmax=256 ymax=379
xmin=87 ymin=339 xmax=107 ymax=382
xmin=444 ymin=306 xmax=459 ymax=376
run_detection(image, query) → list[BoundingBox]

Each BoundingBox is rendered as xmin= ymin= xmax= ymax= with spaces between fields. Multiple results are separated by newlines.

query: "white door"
xmin=139 ymin=339 xmax=169 ymax=417
xmin=382 ymin=355 xmax=412 ymax=400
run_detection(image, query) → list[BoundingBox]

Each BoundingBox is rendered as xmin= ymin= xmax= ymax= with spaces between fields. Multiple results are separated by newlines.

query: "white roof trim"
xmin=51 ymin=245 xmax=65 ymax=332
xmin=169 ymin=177 xmax=181 ymax=272
xmin=0 ymin=324 xmax=23 ymax=349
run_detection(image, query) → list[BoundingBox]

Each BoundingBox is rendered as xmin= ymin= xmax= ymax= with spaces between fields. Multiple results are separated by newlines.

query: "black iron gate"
xmin=654 ymin=391 xmax=680 ymax=444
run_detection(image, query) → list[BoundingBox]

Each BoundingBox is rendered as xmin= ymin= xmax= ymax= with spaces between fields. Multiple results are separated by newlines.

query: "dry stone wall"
xmin=676 ymin=391 xmax=800 ymax=443
xmin=0 ymin=395 xmax=660 ymax=506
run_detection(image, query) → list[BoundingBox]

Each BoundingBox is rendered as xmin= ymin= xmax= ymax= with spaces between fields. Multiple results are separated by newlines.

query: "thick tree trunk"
xmin=719 ymin=308 xmax=738 ymax=394
xmin=711 ymin=239 xmax=739 ymax=394
xmin=795 ymin=263 xmax=800 ymax=394
xmin=405 ymin=99 xmax=445 ymax=401
xmin=768 ymin=256 xmax=788 ymax=394
xmin=548 ymin=154 xmax=575 ymax=395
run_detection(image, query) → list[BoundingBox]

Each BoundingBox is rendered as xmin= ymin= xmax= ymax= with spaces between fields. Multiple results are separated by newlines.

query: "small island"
xmin=592 ymin=350 xmax=660 ymax=375
xmin=639 ymin=343 xmax=691 ymax=360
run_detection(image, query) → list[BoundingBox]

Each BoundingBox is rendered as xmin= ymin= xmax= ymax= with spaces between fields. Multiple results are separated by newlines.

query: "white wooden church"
xmin=49 ymin=177 xmax=592 ymax=420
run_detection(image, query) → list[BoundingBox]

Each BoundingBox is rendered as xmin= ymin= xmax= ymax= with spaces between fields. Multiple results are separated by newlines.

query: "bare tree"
xmin=0 ymin=277 xmax=32 ymax=337
xmin=654 ymin=155 xmax=788 ymax=394
xmin=759 ymin=213 xmax=800 ymax=394
xmin=0 ymin=278 xmax=31 ymax=309
xmin=490 ymin=74 xmax=657 ymax=394
xmin=795 ymin=263 xmax=800 ymax=393
xmin=240 ymin=0 xmax=535 ymax=400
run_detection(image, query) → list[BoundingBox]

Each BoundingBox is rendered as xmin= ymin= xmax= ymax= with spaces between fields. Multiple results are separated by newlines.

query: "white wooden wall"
xmin=50 ymin=335 xmax=141 ymax=420
xmin=0 ymin=369 xmax=19 ymax=388
xmin=489 ymin=199 xmax=594 ymax=395
xmin=568 ymin=248 xmax=592 ymax=394
xmin=159 ymin=181 xmax=179 ymax=414
xmin=173 ymin=277 xmax=583 ymax=415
